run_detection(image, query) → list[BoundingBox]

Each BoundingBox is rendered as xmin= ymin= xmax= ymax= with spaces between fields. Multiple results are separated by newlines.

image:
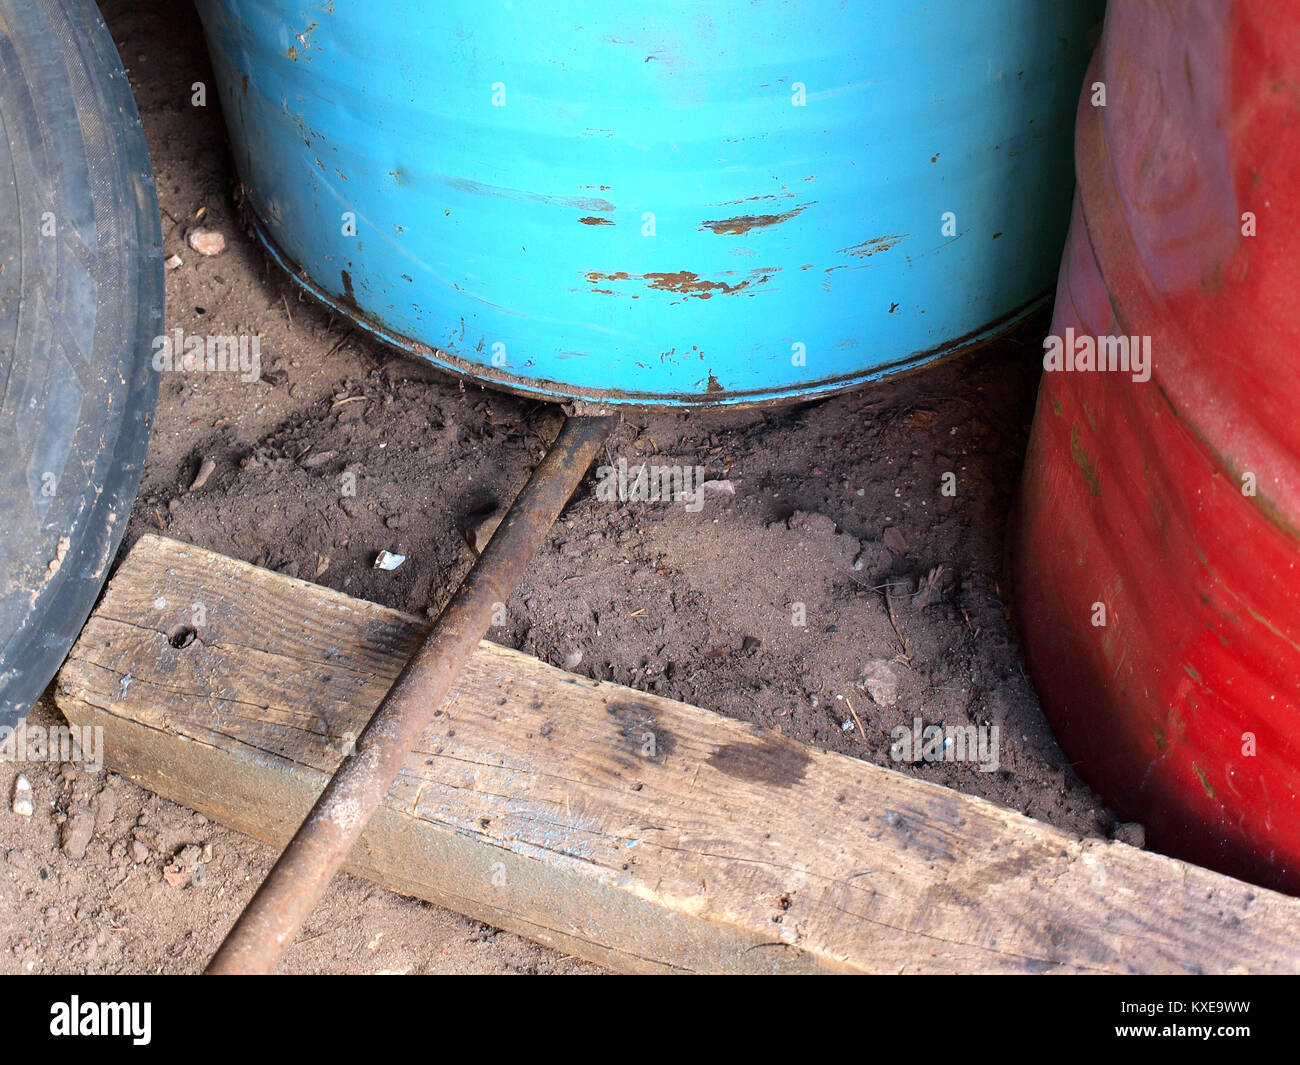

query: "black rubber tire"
xmin=0 ymin=0 xmax=161 ymax=727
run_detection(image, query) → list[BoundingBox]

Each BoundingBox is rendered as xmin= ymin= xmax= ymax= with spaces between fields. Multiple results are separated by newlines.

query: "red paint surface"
xmin=1014 ymin=2 xmax=1300 ymax=892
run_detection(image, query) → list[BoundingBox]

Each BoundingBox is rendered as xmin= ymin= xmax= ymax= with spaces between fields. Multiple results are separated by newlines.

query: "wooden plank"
xmin=54 ymin=534 xmax=1300 ymax=974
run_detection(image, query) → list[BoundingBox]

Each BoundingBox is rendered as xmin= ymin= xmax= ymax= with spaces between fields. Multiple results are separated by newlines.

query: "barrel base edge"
xmin=249 ymin=212 xmax=1050 ymax=410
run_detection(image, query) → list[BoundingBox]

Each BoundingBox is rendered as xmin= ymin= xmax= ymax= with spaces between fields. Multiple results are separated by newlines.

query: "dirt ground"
xmin=0 ymin=0 xmax=1120 ymax=974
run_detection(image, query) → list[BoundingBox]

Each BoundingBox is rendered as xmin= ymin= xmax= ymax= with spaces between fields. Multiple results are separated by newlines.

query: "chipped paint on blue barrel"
xmin=196 ymin=0 xmax=1102 ymax=406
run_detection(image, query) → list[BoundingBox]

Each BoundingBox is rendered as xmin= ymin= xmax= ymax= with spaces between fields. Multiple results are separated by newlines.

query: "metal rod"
xmin=207 ymin=414 xmax=617 ymax=974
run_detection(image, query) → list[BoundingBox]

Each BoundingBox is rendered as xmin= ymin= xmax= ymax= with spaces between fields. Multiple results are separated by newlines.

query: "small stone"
xmin=859 ymin=659 xmax=900 ymax=707
xmin=12 ymin=774 xmax=33 ymax=818
xmin=1114 ymin=822 xmax=1146 ymax=849
xmin=199 ymin=842 xmax=213 ymax=863
xmin=300 ymin=449 xmax=336 ymax=470
xmin=91 ymin=787 xmax=117 ymax=831
xmin=129 ymin=840 xmax=149 ymax=864
xmin=563 ymin=650 xmax=583 ymax=671
xmin=187 ymin=229 xmax=226 ymax=256
xmin=374 ymin=550 xmax=405 ymax=571
xmin=189 ymin=457 xmax=216 ymax=492
xmin=60 ymin=804 xmax=95 ymax=860
xmin=164 ymin=253 xmax=183 ymax=270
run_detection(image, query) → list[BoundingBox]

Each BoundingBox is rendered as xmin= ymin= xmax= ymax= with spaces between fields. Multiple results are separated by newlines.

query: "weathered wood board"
xmin=54 ymin=535 xmax=1300 ymax=973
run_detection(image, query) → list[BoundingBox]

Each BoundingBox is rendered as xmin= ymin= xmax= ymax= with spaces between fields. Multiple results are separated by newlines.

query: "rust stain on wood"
xmin=707 ymin=736 xmax=811 ymax=788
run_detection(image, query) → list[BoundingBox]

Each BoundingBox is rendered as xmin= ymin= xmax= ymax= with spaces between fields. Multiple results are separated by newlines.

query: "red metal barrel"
xmin=1014 ymin=2 xmax=1300 ymax=892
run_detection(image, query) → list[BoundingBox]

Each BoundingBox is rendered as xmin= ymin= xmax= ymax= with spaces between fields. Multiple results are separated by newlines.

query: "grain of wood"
xmin=54 ymin=535 xmax=1300 ymax=973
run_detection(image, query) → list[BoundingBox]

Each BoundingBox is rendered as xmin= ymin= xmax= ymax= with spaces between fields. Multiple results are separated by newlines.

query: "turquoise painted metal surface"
xmin=196 ymin=1 xmax=1102 ymax=406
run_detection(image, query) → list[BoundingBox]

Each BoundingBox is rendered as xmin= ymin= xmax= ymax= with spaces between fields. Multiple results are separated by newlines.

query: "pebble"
xmin=60 ymin=804 xmax=95 ymax=860
xmin=12 ymin=774 xmax=33 ymax=818
xmin=91 ymin=787 xmax=117 ymax=831
xmin=563 ymin=650 xmax=583 ymax=671
xmin=164 ymin=253 xmax=183 ymax=270
xmin=1113 ymin=822 xmax=1146 ymax=849
xmin=129 ymin=840 xmax=149 ymax=864
xmin=187 ymin=228 xmax=226 ymax=256
xmin=189 ymin=456 xmax=216 ymax=492
xmin=859 ymin=659 xmax=900 ymax=707
xmin=374 ymin=550 xmax=405 ymax=571
xmin=300 ymin=449 xmax=337 ymax=470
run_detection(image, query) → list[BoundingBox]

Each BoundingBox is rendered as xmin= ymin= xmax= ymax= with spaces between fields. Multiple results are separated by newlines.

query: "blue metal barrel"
xmin=196 ymin=1 xmax=1101 ymax=406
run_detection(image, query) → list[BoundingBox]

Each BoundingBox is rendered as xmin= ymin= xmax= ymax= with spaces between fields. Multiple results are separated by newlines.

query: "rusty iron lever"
xmin=207 ymin=413 xmax=617 ymax=974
